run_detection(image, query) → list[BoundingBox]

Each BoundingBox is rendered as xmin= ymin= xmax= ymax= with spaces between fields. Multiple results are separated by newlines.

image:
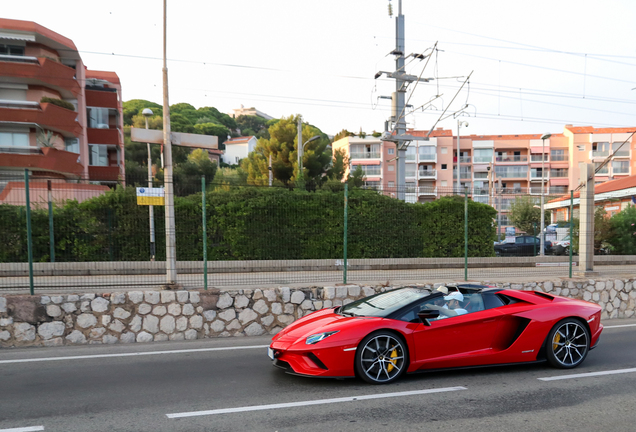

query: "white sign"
xmin=136 ymin=187 xmax=165 ymax=205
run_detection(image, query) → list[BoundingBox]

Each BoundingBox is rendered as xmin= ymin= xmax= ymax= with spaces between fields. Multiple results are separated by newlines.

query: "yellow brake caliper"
xmin=386 ymin=346 xmax=398 ymax=373
xmin=553 ymin=333 xmax=561 ymax=351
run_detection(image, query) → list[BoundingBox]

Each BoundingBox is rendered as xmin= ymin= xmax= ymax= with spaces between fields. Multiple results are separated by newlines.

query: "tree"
xmin=236 ymin=115 xmax=268 ymax=136
xmin=122 ymin=99 xmax=162 ymax=126
xmin=508 ymin=196 xmax=549 ymax=234
xmin=240 ymin=115 xmax=331 ymax=188
xmin=348 ymin=165 xmax=366 ymax=188
xmin=193 ymin=122 xmax=230 ymax=145
xmin=327 ymin=148 xmax=349 ymax=182
xmin=607 ymin=204 xmax=636 ymax=254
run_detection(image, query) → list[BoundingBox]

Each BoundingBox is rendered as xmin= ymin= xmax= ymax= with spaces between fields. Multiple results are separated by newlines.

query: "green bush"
xmin=607 ymin=205 xmax=636 ymax=254
xmin=0 ymin=186 xmax=498 ymax=263
xmin=40 ymin=97 xmax=75 ymax=111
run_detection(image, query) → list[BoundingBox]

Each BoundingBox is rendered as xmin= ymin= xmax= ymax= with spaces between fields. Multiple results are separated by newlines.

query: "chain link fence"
xmin=1 ymin=172 xmax=634 ymax=293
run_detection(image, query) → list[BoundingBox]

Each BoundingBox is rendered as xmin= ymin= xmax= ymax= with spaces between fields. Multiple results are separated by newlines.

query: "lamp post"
xmin=297 ymin=135 xmax=320 ymax=186
xmin=142 ymin=108 xmax=155 ymax=261
xmin=456 ymin=120 xmax=469 ymax=194
xmin=539 ymin=132 xmax=552 ymax=256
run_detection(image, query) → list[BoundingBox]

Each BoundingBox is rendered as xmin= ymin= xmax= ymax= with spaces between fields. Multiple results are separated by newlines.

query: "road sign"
xmin=136 ymin=187 xmax=165 ymax=206
xmin=130 ymin=128 xmax=218 ymax=149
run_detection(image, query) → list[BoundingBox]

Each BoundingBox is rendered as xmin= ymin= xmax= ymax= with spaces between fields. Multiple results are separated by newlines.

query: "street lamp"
xmin=298 ymin=135 xmax=321 ymax=182
xmin=456 ymin=120 xmax=469 ymax=194
xmin=539 ymin=132 xmax=552 ymax=256
xmin=142 ymin=108 xmax=156 ymax=261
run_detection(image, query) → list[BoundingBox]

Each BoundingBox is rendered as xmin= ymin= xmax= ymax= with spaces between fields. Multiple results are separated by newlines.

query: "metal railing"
xmin=496 ymin=155 xmax=527 ymax=162
xmin=349 ymin=152 xmax=381 ymax=159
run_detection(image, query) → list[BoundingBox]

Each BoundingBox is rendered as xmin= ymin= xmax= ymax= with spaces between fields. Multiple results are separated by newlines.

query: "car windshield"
xmin=340 ymin=287 xmax=431 ymax=318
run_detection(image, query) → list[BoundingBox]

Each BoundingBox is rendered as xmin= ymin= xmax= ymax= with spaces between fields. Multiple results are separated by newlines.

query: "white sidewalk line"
xmin=0 ymin=345 xmax=269 ymax=365
xmin=603 ymin=323 xmax=636 ymax=329
xmin=538 ymin=367 xmax=636 ymax=381
xmin=166 ymin=386 xmax=467 ymax=418
xmin=0 ymin=426 xmax=45 ymax=432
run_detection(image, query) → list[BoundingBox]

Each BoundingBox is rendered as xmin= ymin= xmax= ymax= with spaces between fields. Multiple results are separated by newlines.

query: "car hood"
xmin=272 ymin=308 xmax=382 ymax=345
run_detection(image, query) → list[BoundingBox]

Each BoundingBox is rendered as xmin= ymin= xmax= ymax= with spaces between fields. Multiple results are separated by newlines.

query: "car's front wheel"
xmin=355 ymin=331 xmax=408 ymax=384
xmin=546 ymin=318 xmax=590 ymax=369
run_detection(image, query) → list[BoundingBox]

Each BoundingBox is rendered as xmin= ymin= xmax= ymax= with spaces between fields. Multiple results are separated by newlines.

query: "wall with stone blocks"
xmin=0 ymin=279 xmax=634 ymax=348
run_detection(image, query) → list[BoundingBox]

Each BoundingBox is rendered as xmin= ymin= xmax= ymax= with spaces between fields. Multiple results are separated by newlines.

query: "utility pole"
xmin=394 ymin=0 xmax=406 ymax=201
xmin=162 ymin=0 xmax=177 ymax=287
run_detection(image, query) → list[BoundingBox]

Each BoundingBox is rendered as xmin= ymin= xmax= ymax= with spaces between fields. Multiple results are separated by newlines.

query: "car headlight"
xmin=305 ymin=331 xmax=339 ymax=345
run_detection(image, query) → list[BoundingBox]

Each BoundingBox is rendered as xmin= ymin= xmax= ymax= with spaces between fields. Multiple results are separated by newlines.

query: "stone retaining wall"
xmin=1 ymin=278 xmax=634 ymax=348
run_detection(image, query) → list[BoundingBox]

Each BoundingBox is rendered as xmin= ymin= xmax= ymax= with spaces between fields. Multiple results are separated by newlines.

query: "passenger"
xmin=433 ymin=286 xmax=448 ymax=307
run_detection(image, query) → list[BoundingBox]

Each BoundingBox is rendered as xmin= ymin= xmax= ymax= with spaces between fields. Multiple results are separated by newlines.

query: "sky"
xmin=4 ymin=0 xmax=636 ymax=137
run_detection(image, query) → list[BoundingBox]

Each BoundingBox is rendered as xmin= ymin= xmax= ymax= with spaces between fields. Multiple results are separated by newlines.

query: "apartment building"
xmin=0 ymin=18 xmax=124 ymax=203
xmin=335 ymin=125 xmax=635 ymax=228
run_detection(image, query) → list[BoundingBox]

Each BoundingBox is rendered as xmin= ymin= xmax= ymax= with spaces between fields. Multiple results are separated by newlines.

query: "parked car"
xmin=494 ymin=235 xmax=552 ymax=256
xmin=554 ymin=235 xmax=571 ymax=255
xmin=268 ymin=284 xmax=603 ymax=384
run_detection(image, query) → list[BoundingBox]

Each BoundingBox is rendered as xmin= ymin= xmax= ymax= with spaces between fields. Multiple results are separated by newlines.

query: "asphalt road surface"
xmin=1 ymin=319 xmax=635 ymax=432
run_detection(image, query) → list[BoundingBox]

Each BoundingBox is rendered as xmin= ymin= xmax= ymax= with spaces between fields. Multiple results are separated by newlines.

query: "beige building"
xmin=334 ymin=125 xmax=635 ymax=227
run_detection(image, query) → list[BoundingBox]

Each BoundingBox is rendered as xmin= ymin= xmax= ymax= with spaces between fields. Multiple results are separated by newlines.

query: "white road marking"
xmin=603 ymin=323 xmax=636 ymax=329
xmin=0 ymin=345 xmax=269 ymax=365
xmin=538 ymin=367 xmax=636 ymax=381
xmin=166 ymin=386 xmax=467 ymax=418
xmin=0 ymin=426 xmax=44 ymax=432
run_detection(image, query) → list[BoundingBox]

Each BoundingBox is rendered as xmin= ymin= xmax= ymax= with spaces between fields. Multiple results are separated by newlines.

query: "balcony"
xmin=418 ymin=169 xmax=437 ymax=179
xmin=418 ymin=187 xmax=437 ymax=196
xmin=88 ymin=166 xmax=121 ymax=182
xmin=591 ymin=150 xmax=610 ymax=159
xmin=496 ymin=155 xmax=528 ymax=163
xmin=454 ymin=170 xmax=472 ymax=180
xmin=473 ymin=156 xmax=493 ymax=163
xmin=0 ymin=102 xmax=81 ymax=136
xmin=530 ymin=172 xmax=549 ymax=181
xmin=473 ymin=172 xmax=489 ymax=180
xmin=530 ymin=154 xmax=549 ymax=162
xmin=612 ymin=150 xmax=630 ymax=158
xmin=530 ymin=187 xmax=568 ymax=195
xmin=0 ymin=99 xmax=40 ymax=109
xmin=405 ymin=171 xmax=417 ymax=179
xmin=550 ymin=154 xmax=568 ymax=162
xmin=496 ymin=171 xmax=528 ymax=179
xmin=418 ymin=153 xmax=436 ymax=162
xmin=473 ymin=187 xmax=489 ymax=195
xmin=86 ymin=89 xmax=119 ymax=110
xmin=458 ymin=156 xmax=472 ymax=163
xmin=0 ymin=57 xmax=80 ymax=97
xmin=87 ymin=128 xmax=121 ymax=146
xmin=350 ymin=152 xmax=381 ymax=159
xmin=405 ymin=154 xmax=416 ymax=161
xmin=0 ymin=147 xmax=83 ymax=177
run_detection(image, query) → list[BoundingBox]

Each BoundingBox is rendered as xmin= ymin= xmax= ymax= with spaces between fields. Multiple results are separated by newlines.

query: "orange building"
xmin=0 ymin=19 xmax=124 ymax=203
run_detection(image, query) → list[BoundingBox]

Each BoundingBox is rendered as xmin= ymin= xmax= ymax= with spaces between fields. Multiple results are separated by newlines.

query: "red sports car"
xmin=268 ymin=284 xmax=603 ymax=384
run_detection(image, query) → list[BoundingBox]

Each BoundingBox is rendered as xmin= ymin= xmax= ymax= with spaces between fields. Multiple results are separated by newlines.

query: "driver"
xmin=427 ymin=291 xmax=468 ymax=319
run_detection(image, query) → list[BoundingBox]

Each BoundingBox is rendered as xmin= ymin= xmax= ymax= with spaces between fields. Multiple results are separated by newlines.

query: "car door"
xmin=409 ymin=296 xmax=503 ymax=368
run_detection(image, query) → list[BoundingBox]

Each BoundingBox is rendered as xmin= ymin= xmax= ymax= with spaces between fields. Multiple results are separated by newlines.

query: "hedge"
xmin=0 ymin=186 xmax=498 ymax=263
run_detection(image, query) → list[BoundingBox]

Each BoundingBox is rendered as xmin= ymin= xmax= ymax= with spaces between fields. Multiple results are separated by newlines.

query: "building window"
xmin=612 ymin=160 xmax=629 ymax=174
xmin=87 ymin=107 xmax=110 ymax=128
xmin=388 ymin=181 xmax=395 ymax=188
xmin=388 ymin=148 xmax=395 ymax=155
xmin=441 ymin=147 xmax=448 ymax=154
xmin=89 ymin=144 xmax=108 ymax=166
xmin=551 ymin=148 xmax=568 ymax=161
xmin=388 ymin=165 xmax=394 ymax=172
xmin=473 ymin=148 xmax=493 ymax=163
xmin=550 ymin=168 xmax=568 ymax=178
xmin=0 ymin=44 xmax=25 ymax=56
xmin=235 ymin=156 xmax=240 ymax=163
xmin=65 ymin=138 xmax=80 ymax=154
xmin=441 ymin=180 xmax=447 ymax=187
xmin=0 ymin=131 xmax=29 ymax=148
xmin=441 ymin=164 xmax=447 ymax=170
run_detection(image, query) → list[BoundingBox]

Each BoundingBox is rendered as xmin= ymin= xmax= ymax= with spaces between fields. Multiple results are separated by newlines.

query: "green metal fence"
xmin=1 ymin=172 xmax=634 ymax=293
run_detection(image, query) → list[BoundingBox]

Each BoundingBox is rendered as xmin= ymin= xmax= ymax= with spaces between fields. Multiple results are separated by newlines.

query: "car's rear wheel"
xmin=355 ymin=331 xmax=408 ymax=384
xmin=546 ymin=318 xmax=590 ymax=369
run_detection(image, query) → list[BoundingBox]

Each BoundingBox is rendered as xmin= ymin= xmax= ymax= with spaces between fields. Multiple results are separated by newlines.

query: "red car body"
xmin=269 ymin=285 xmax=603 ymax=383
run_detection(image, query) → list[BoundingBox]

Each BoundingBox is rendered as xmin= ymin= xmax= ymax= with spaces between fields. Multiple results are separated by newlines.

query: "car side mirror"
xmin=418 ymin=309 xmax=440 ymax=326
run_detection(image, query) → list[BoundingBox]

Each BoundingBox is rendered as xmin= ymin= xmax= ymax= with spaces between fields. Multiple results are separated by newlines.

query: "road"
xmin=2 ymin=264 xmax=635 ymax=294
xmin=0 ymin=319 xmax=635 ymax=432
